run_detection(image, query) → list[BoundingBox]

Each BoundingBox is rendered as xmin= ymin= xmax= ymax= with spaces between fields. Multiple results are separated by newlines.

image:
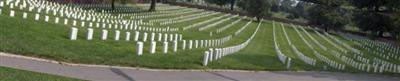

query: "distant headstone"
xmin=102 ymin=30 xmax=108 ymax=40
xmin=87 ymin=28 xmax=93 ymax=40
xmin=115 ymin=30 xmax=120 ymax=40
xmin=150 ymin=42 xmax=156 ymax=54
xmin=34 ymin=14 xmax=39 ymax=21
xmin=70 ymin=27 xmax=78 ymax=40
xmin=163 ymin=42 xmax=168 ymax=53
xmin=203 ymin=51 xmax=209 ymax=66
xmin=125 ymin=32 xmax=131 ymax=41
xmin=9 ymin=10 xmax=14 ymax=17
xmin=173 ymin=41 xmax=178 ymax=52
xmin=134 ymin=31 xmax=139 ymax=41
xmin=137 ymin=42 xmax=144 ymax=56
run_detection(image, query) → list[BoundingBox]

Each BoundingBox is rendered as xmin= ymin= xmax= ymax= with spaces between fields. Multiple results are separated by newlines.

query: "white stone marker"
xmin=73 ymin=20 xmax=77 ymax=26
xmin=151 ymin=33 xmax=155 ymax=41
xmin=189 ymin=40 xmax=193 ymax=49
xmin=9 ymin=10 xmax=14 ymax=17
xmin=286 ymin=58 xmax=291 ymax=69
xmin=115 ymin=30 xmax=120 ymax=40
xmin=195 ymin=40 xmax=199 ymax=48
xmin=209 ymin=48 xmax=214 ymax=61
xmin=134 ymin=31 xmax=139 ymax=41
xmin=55 ymin=17 xmax=59 ymax=23
xmin=81 ymin=21 xmax=85 ymax=27
xmin=125 ymin=32 xmax=131 ymax=41
xmin=35 ymin=14 xmax=39 ymax=21
xmin=163 ymin=42 xmax=169 ymax=53
xmin=64 ymin=19 xmax=68 ymax=25
xmin=158 ymin=33 xmax=162 ymax=41
xmin=143 ymin=32 xmax=148 ymax=42
xmin=173 ymin=41 xmax=178 ymax=52
xmin=200 ymin=40 xmax=204 ymax=48
xmin=87 ymin=28 xmax=93 ymax=40
xmin=45 ymin=16 xmax=49 ymax=22
xmin=150 ymin=42 xmax=156 ymax=54
xmin=169 ymin=34 xmax=173 ymax=41
xmin=164 ymin=34 xmax=168 ymax=42
xmin=182 ymin=40 xmax=186 ymax=50
xmin=70 ymin=27 xmax=78 ymax=40
xmin=203 ymin=51 xmax=210 ymax=66
xmin=102 ymin=30 xmax=108 ymax=40
xmin=22 ymin=12 xmax=27 ymax=19
xmin=137 ymin=42 xmax=144 ymax=56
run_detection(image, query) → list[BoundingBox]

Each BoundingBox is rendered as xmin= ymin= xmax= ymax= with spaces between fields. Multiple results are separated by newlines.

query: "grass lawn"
xmin=1 ymin=3 xmax=398 ymax=74
xmin=0 ymin=66 xmax=84 ymax=81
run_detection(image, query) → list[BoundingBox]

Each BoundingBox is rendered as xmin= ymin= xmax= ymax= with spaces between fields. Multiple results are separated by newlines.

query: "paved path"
xmin=0 ymin=53 xmax=399 ymax=81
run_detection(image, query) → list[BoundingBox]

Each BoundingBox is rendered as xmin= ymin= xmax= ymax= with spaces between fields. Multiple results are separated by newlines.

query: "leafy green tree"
xmin=237 ymin=0 xmax=272 ymax=22
xmin=306 ymin=4 xmax=346 ymax=32
xmin=149 ymin=0 xmax=157 ymax=11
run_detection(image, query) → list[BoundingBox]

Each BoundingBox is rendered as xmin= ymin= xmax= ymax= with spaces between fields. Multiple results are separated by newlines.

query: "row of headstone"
xmin=136 ymin=41 xmax=179 ymax=55
xmin=198 ymin=14 xmax=238 ymax=31
xmin=69 ymin=27 xmax=183 ymax=42
xmin=183 ymin=13 xmax=229 ymax=30
xmin=357 ymin=39 xmax=400 ymax=61
xmin=272 ymin=21 xmax=289 ymax=66
xmin=324 ymin=32 xmax=361 ymax=53
xmin=314 ymin=30 xmax=348 ymax=54
xmin=234 ymin=19 xmax=253 ymax=36
xmin=313 ymin=51 xmax=346 ymax=70
xmin=298 ymin=26 xmax=328 ymax=51
xmin=203 ymin=21 xmax=262 ymax=66
xmin=160 ymin=12 xmax=218 ymax=26
xmin=292 ymin=25 xmax=314 ymax=50
xmin=16 ymin=0 xmax=178 ymax=31
xmin=150 ymin=9 xmax=204 ymax=23
xmin=216 ymin=17 xmax=243 ymax=34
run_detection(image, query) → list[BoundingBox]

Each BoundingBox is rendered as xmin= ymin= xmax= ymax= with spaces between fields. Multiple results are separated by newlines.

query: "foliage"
xmin=306 ymin=4 xmax=347 ymax=31
xmin=237 ymin=0 xmax=272 ymax=21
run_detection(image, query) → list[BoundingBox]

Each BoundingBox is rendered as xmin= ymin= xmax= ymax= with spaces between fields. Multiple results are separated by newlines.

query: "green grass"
xmin=0 ymin=66 xmax=85 ymax=81
xmin=1 ymin=3 xmax=398 ymax=74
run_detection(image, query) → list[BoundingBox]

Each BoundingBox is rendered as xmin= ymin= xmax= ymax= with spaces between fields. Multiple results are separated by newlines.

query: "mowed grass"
xmin=0 ymin=66 xmax=85 ymax=81
xmin=1 ymin=5 xmax=396 ymax=73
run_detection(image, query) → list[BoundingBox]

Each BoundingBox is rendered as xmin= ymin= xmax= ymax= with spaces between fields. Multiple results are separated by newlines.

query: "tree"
xmin=112 ymin=0 xmax=115 ymax=10
xmin=237 ymin=0 xmax=272 ymax=22
xmin=280 ymin=0 xmax=295 ymax=13
xmin=306 ymin=4 xmax=346 ymax=32
xmin=205 ymin=0 xmax=230 ymax=8
xmin=229 ymin=0 xmax=236 ymax=10
xmin=149 ymin=0 xmax=157 ymax=11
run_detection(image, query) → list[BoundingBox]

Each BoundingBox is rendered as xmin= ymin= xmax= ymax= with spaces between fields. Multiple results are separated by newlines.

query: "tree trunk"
xmin=111 ymin=0 xmax=115 ymax=11
xmin=256 ymin=16 xmax=261 ymax=22
xmin=148 ymin=0 xmax=157 ymax=11
xmin=230 ymin=0 xmax=235 ymax=10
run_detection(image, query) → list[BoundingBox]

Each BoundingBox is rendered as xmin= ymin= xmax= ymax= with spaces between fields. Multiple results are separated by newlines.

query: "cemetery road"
xmin=0 ymin=52 xmax=399 ymax=81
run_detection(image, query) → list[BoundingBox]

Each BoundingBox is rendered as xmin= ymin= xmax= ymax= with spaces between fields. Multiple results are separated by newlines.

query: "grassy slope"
xmin=0 ymin=66 xmax=84 ymax=81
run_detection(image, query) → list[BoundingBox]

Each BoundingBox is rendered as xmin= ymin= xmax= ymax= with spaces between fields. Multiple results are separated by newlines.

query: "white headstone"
xmin=169 ymin=34 xmax=173 ymax=41
xmin=35 ymin=14 xmax=40 ymax=21
xmin=87 ymin=28 xmax=93 ymax=40
xmin=173 ymin=41 xmax=178 ymax=52
xmin=9 ymin=10 xmax=14 ymax=17
xmin=150 ymin=42 xmax=156 ymax=54
xmin=73 ymin=20 xmax=77 ymax=26
xmin=115 ymin=30 xmax=120 ymax=40
xmin=64 ymin=19 xmax=68 ymax=25
xmin=286 ymin=58 xmax=291 ymax=69
xmin=137 ymin=42 xmax=144 ymax=56
xmin=102 ymin=30 xmax=108 ymax=40
xmin=44 ymin=16 xmax=49 ymax=22
xmin=134 ymin=31 xmax=139 ymax=41
xmin=158 ymin=33 xmax=162 ymax=41
xmin=189 ymin=40 xmax=193 ymax=49
xmin=151 ymin=33 xmax=155 ymax=41
xmin=209 ymin=48 xmax=213 ymax=61
xmin=163 ymin=42 xmax=168 ymax=53
xmin=182 ymin=40 xmax=186 ymax=50
xmin=70 ymin=27 xmax=78 ymax=40
xmin=143 ymin=32 xmax=148 ymax=42
xmin=81 ymin=21 xmax=85 ymax=27
xmin=55 ymin=17 xmax=59 ymax=23
xmin=164 ymin=34 xmax=168 ymax=42
xmin=203 ymin=51 xmax=209 ymax=66
xmin=125 ymin=32 xmax=131 ymax=41
xmin=195 ymin=40 xmax=199 ymax=48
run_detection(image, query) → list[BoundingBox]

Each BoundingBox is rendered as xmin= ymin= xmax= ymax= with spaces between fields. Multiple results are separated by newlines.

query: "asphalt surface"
xmin=1 ymin=53 xmax=399 ymax=81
